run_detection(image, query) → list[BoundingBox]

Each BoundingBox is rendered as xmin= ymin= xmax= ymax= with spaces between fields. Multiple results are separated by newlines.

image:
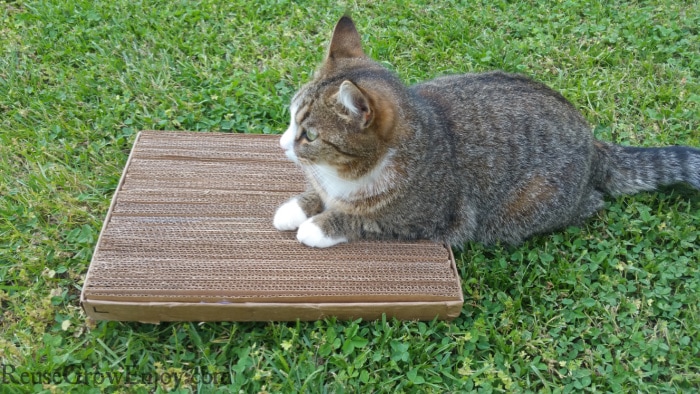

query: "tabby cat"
xmin=273 ymin=16 xmax=699 ymax=248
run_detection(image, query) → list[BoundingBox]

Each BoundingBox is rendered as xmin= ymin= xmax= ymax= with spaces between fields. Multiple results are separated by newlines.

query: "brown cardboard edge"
xmin=447 ymin=245 xmax=464 ymax=304
xmin=82 ymin=298 xmax=463 ymax=323
xmin=80 ymin=131 xmax=144 ymax=314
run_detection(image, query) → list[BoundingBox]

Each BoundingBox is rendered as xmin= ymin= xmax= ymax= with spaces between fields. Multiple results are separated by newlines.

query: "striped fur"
xmin=273 ymin=16 xmax=699 ymax=247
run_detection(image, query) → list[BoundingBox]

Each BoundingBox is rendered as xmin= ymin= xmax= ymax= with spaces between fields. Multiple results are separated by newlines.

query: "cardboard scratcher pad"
xmin=81 ymin=131 xmax=463 ymax=322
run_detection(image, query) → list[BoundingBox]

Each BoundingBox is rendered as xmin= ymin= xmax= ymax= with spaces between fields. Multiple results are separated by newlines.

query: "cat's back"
xmin=413 ymin=71 xmax=567 ymax=103
xmin=414 ymin=71 xmax=584 ymax=117
xmin=409 ymin=70 xmax=592 ymax=148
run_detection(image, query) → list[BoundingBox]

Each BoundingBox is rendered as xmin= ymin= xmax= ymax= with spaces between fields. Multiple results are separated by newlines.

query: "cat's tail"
xmin=593 ymin=141 xmax=700 ymax=196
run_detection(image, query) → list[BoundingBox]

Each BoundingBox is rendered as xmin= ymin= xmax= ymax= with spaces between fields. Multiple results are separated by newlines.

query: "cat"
xmin=273 ymin=16 xmax=699 ymax=248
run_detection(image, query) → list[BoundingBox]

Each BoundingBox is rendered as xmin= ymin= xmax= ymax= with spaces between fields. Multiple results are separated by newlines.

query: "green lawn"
xmin=1 ymin=0 xmax=698 ymax=392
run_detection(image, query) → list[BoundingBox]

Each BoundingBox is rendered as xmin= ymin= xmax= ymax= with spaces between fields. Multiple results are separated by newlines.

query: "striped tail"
xmin=594 ymin=142 xmax=700 ymax=196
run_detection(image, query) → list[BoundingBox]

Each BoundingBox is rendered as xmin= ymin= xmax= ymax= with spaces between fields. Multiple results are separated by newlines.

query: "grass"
xmin=1 ymin=0 xmax=698 ymax=392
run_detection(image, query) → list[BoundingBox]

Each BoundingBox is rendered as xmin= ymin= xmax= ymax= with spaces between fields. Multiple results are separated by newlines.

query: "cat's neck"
xmin=305 ymin=149 xmax=400 ymax=203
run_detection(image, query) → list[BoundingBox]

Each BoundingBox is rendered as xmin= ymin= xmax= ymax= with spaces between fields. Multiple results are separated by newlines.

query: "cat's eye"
xmin=302 ymin=128 xmax=318 ymax=142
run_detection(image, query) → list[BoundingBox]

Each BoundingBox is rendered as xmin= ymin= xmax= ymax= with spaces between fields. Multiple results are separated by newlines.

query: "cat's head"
xmin=280 ymin=17 xmax=405 ymax=201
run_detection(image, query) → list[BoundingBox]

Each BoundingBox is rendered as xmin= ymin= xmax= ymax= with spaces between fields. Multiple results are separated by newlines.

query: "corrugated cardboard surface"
xmin=81 ymin=131 xmax=463 ymax=322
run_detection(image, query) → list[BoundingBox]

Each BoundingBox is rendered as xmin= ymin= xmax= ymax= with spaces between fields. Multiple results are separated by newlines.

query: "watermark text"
xmin=1 ymin=363 xmax=229 ymax=388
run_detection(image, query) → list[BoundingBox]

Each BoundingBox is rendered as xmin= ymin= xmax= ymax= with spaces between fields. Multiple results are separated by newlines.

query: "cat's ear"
xmin=337 ymin=80 xmax=373 ymax=128
xmin=327 ymin=16 xmax=365 ymax=60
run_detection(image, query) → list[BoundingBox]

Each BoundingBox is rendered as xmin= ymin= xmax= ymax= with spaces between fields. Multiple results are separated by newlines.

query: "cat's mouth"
xmin=283 ymin=148 xmax=299 ymax=164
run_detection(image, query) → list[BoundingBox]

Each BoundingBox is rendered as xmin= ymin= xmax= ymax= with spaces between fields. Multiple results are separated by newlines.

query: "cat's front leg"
xmin=296 ymin=210 xmax=351 ymax=248
xmin=296 ymin=216 xmax=349 ymax=248
xmin=295 ymin=208 xmax=382 ymax=248
xmin=273 ymin=190 xmax=323 ymax=231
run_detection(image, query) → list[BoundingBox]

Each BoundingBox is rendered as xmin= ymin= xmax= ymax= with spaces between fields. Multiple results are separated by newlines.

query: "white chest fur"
xmin=306 ymin=149 xmax=398 ymax=202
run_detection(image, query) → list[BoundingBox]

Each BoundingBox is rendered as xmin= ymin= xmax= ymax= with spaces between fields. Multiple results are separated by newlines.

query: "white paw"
xmin=296 ymin=218 xmax=347 ymax=248
xmin=273 ymin=198 xmax=308 ymax=231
